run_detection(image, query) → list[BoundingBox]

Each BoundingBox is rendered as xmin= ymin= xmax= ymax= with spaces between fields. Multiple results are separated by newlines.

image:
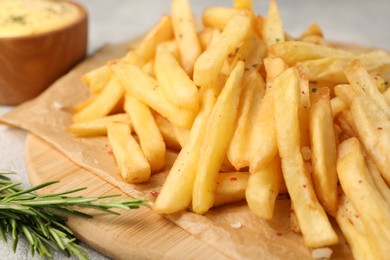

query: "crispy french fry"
xmin=227 ymin=71 xmax=265 ymax=170
xmin=72 ymin=76 xmax=124 ymax=123
xmin=154 ymin=88 xmax=217 ymax=213
xmin=246 ymin=156 xmax=282 ymax=219
xmin=233 ymin=0 xmax=253 ymax=10
xmin=296 ymin=51 xmax=390 ymax=85
xmin=68 ymin=113 xmax=131 ymax=137
xmin=202 ymin=7 xmax=241 ymax=30
xmin=135 ymin=15 xmax=174 ymax=62
xmin=107 ymin=122 xmax=151 ymax=183
xmin=337 ymin=137 xmax=390 ymax=259
xmin=194 ymin=13 xmax=251 ymax=89
xmin=171 ymin=0 xmax=202 ymax=75
xmin=153 ymin=113 xmax=182 ymax=151
xmin=262 ymin=0 xmax=284 ymax=46
xmin=192 ymin=61 xmax=244 ymax=215
xmin=299 ymin=23 xmax=324 ymax=45
xmin=155 ymin=47 xmax=199 ymax=111
xmin=81 ymin=65 xmax=112 ymax=95
xmin=349 ymin=96 xmax=390 ymax=185
xmin=309 ymin=93 xmax=338 ymax=216
xmin=273 ymin=67 xmax=338 ymax=247
xmin=124 ymin=94 xmax=166 ymax=173
xmin=110 ymin=61 xmax=196 ymax=128
xmin=214 ymin=172 xmax=249 ymax=207
xmin=336 ymin=194 xmax=382 ymax=260
xmin=330 ymin=97 xmax=347 ymax=117
xmin=345 ymin=60 xmax=390 ymax=118
xmin=269 ymin=41 xmax=354 ymax=65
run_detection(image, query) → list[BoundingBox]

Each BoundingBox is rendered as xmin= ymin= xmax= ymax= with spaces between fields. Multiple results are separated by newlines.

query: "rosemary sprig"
xmin=0 ymin=170 xmax=146 ymax=259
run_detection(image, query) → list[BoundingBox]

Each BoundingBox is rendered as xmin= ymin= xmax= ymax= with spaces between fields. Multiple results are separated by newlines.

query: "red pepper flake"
xmin=276 ymin=232 xmax=283 ymax=236
xmin=230 ymin=177 xmax=238 ymax=181
xmin=354 ymin=214 xmax=359 ymax=218
xmin=303 ymin=184 xmax=307 ymax=188
xmin=377 ymin=126 xmax=383 ymax=130
xmin=358 ymin=180 xmax=362 ymax=184
xmin=151 ymin=191 xmax=159 ymax=197
xmin=301 ymin=90 xmax=305 ymax=94
xmin=348 ymin=218 xmax=354 ymax=225
xmin=107 ymin=149 xmax=113 ymax=155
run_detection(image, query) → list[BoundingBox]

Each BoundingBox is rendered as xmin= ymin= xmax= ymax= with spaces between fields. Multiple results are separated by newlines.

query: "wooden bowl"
xmin=0 ymin=0 xmax=88 ymax=105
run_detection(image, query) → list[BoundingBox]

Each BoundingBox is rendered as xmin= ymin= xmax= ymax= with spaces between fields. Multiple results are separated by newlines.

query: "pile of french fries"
xmin=68 ymin=0 xmax=390 ymax=257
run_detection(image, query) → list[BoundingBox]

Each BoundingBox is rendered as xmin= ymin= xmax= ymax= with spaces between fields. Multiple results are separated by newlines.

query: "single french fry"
xmin=309 ymin=93 xmax=338 ymax=216
xmin=124 ymin=94 xmax=166 ymax=173
xmin=154 ymin=88 xmax=217 ymax=214
xmin=81 ymin=65 xmax=112 ymax=95
xmin=227 ymin=71 xmax=265 ymax=170
xmin=72 ymin=76 xmax=124 ymax=123
xmin=135 ymin=15 xmax=174 ymax=62
xmin=233 ymin=0 xmax=253 ymax=10
xmin=246 ymin=156 xmax=282 ymax=219
xmin=68 ymin=113 xmax=131 ymax=137
xmin=107 ymin=122 xmax=151 ymax=183
xmin=192 ymin=61 xmax=244 ymax=215
xmin=110 ymin=61 xmax=196 ymax=128
xmin=337 ymin=137 xmax=390 ymax=259
xmin=273 ymin=67 xmax=338 ymax=247
xmin=214 ymin=172 xmax=249 ymax=207
xmin=193 ymin=13 xmax=251 ymax=89
xmin=330 ymin=97 xmax=347 ymax=117
xmin=202 ymin=7 xmax=241 ymax=30
xmin=154 ymin=113 xmax=182 ymax=151
xmin=262 ymin=0 xmax=284 ymax=46
xmin=269 ymin=41 xmax=354 ymax=65
xmin=345 ymin=60 xmax=390 ymax=118
xmin=334 ymin=84 xmax=357 ymax=106
xmin=171 ymin=0 xmax=202 ymax=75
xmin=349 ymin=96 xmax=390 ymax=185
xmin=336 ymin=194 xmax=382 ymax=260
xmin=300 ymin=23 xmax=323 ymax=38
xmin=155 ymin=47 xmax=199 ymax=111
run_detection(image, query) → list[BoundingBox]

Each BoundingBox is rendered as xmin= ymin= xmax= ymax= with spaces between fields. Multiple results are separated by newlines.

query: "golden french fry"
xmin=155 ymin=47 xmax=199 ymax=111
xmin=107 ymin=122 xmax=151 ymax=183
xmin=273 ymin=67 xmax=338 ymax=247
xmin=193 ymin=13 xmax=251 ymax=89
xmin=330 ymin=97 xmax=347 ymax=117
xmin=365 ymin=157 xmax=390 ymax=207
xmin=153 ymin=113 xmax=182 ymax=151
xmin=214 ymin=172 xmax=249 ymax=207
xmin=72 ymin=95 xmax=97 ymax=113
xmin=81 ymin=65 xmax=112 ymax=95
xmin=349 ymin=96 xmax=390 ymax=185
xmin=309 ymin=93 xmax=338 ymax=216
xmin=171 ymin=0 xmax=202 ymax=75
xmin=269 ymin=41 xmax=354 ymax=65
xmin=110 ymin=61 xmax=196 ymax=128
xmin=299 ymin=23 xmax=324 ymax=45
xmin=337 ymin=137 xmax=390 ymax=259
xmin=345 ymin=60 xmax=390 ymax=118
xmin=154 ymin=88 xmax=217 ymax=214
xmin=262 ymin=0 xmax=284 ymax=46
xmin=192 ymin=61 xmax=244 ymax=215
xmin=233 ymin=0 xmax=253 ymax=10
xmin=336 ymin=194 xmax=382 ymax=260
xmin=68 ymin=113 xmax=131 ymax=137
xmin=124 ymin=94 xmax=166 ymax=173
xmin=135 ymin=15 xmax=174 ymax=62
xmin=334 ymin=84 xmax=357 ymax=106
xmin=202 ymin=7 xmax=241 ymax=30
xmin=72 ymin=76 xmax=124 ymax=123
xmin=246 ymin=156 xmax=282 ymax=219
xmin=227 ymin=71 xmax=265 ymax=170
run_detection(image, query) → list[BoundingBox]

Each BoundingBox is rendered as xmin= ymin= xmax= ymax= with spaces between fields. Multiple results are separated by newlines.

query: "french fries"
xmin=70 ymin=0 xmax=390 ymax=256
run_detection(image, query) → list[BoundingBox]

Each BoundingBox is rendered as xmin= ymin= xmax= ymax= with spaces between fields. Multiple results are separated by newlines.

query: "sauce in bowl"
xmin=0 ymin=0 xmax=81 ymax=37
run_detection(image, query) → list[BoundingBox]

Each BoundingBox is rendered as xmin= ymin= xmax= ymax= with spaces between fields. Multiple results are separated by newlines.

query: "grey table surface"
xmin=0 ymin=0 xmax=389 ymax=259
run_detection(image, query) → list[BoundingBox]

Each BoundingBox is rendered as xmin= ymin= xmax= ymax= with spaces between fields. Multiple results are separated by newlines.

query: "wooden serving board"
xmin=25 ymin=134 xmax=228 ymax=260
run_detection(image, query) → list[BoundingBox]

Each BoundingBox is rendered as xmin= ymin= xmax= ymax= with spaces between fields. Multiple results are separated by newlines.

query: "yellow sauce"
xmin=0 ymin=0 xmax=81 ymax=37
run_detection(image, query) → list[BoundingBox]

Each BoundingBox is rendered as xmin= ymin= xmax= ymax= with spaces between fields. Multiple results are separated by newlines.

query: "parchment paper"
xmin=0 ymin=42 xmax=352 ymax=260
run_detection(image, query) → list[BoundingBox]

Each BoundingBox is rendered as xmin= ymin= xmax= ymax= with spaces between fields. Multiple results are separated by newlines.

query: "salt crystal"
xmin=52 ymin=101 xmax=63 ymax=110
xmin=230 ymin=222 xmax=242 ymax=229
